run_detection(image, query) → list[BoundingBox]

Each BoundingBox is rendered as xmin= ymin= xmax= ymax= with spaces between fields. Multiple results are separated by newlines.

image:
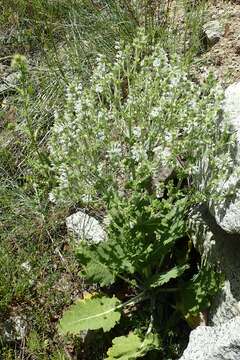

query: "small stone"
xmin=235 ymin=42 xmax=240 ymax=55
xmin=203 ymin=20 xmax=224 ymax=46
xmin=21 ymin=261 xmax=31 ymax=272
xmin=66 ymin=211 xmax=106 ymax=244
xmin=0 ymin=71 xmax=19 ymax=94
xmin=1 ymin=315 xmax=27 ymax=342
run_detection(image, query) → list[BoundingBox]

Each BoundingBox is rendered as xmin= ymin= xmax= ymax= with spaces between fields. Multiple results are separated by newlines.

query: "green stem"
xmin=119 ymin=291 xmax=149 ymax=311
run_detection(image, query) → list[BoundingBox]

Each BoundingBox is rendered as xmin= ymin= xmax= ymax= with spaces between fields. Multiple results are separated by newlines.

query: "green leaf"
xmin=58 ymin=294 xmax=121 ymax=335
xmin=179 ymin=267 xmax=224 ymax=317
xmin=106 ymin=332 xmax=161 ymax=360
xmin=76 ymin=243 xmax=116 ymax=286
xmin=84 ymin=259 xmax=116 ymax=287
xmin=148 ymin=264 xmax=189 ymax=289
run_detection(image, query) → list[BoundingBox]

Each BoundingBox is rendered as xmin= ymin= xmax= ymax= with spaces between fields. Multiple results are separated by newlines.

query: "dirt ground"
xmin=199 ymin=1 xmax=240 ymax=86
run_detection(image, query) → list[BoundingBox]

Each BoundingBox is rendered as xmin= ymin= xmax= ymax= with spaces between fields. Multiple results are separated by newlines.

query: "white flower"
xmin=97 ymin=131 xmax=105 ymax=141
xmin=126 ymin=95 xmax=134 ymax=106
xmin=132 ymin=126 xmax=141 ymax=138
xmin=95 ymin=84 xmax=103 ymax=93
xmin=161 ymin=148 xmax=172 ymax=165
xmin=95 ymin=55 xmax=106 ymax=75
xmin=116 ymin=50 xmax=123 ymax=60
xmin=107 ymin=143 xmax=122 ymax=158
xmin=153 ymin=146 xmax=171 ymax=165
xmin=165 ymin=132 xmax=172 ymax=142
xmin=76 ymin=83 xmax=82 ymax=94
xmin=48 ymin=192 xmax=57 ymax=203
xmin=66 ymin=87 xmax=74 ymax=102
xmin=170 ymin=77 xmax=180 ymax=87
xmin=97 ymin=162 xmax=104 ymax=175
xmin=131 ymin=145 xmax=147 ymax=162
xmin=114 ymin=42 xmax=120 ymax=51
xmin=153 ymin=58 xmax=161 ymax=67
xmin=150 ymin=106 xmax=161 ymax=118
xmin=54 ymin=110 xmax=59 ymax=120
xmin=131 ymin=147 xmax=141 ymax=162
xmin=189 ymin=100 xmax=197 ymax=109
xmin=75 ymin=99 xmax=82 ymax=113
xmin=96 ymin=54 xmax=104 ymax=63
xmin=54 ymin=124 xmax=65 ymax=134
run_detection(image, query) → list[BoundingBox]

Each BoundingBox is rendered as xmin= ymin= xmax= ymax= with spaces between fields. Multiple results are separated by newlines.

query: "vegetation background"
xmin=1 ymin=1 xmax=239 ymax=359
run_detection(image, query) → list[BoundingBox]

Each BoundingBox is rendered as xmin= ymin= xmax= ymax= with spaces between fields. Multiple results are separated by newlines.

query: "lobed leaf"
xmin=83 ymin=258 xmax=116 ymax=287
xmin=148 ymin=264 xmax=189 ymax=289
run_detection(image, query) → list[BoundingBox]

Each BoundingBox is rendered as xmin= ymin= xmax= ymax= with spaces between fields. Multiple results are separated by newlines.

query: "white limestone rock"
xmin=180 ymin=317 xmax=240 ymax=360
xmin=184 ymin=82 xmax=240 ymax=359
xmin=66 ymin=211 xmax=106 ymax=244
xmin=209 ymin=82 xmax=240 ymax=234
xmin=211 ymin=197 xmax=240 ymax=234
xmin=189 ymin=205 xmax=240 ymax=326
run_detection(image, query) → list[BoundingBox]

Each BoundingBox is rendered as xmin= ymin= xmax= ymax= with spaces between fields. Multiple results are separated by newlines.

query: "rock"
xmin=224 ymin=82 xmax=240 ymax=119
xmin=1 ymin=315 xmax=27 ymax=342
xmin=209 ymin=81 xmax=240 ymax=234
xmin=180 ymin=317 xmax=240 ymax=360
xmin=203 ymin=20 xmax=224 ymax=46
xmin=210 ymin=196 xmax=240 ymax=234
xmin=66 ymin=211 xmax=106 ymax=244
xmin=185 ymin=81 xmax=240 ymax=358
xmin=0 ymin=71 xmax=19 ymax=94
xmin=21 ymin=261 xmax=31 ymax=272
xmin=189 ymin=205 xmax=240 ymax=326
xmin=235 ymin=41 xmax=240 ymax=55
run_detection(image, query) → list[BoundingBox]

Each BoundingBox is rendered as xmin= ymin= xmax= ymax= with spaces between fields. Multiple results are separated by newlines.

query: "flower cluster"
xmin=49 ymin=30 xmax=230 ymax=205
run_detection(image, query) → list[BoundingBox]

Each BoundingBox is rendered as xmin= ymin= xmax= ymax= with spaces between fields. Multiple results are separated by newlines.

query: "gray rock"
xmin=185 ymin=81 xmax=240 ymax=359
xmin=189 ymin=205 xmax=240 ymax=326
xmin=0 ymin=71 xmax=19 ymax=94
xmin=203 ymin=20 xmax=224 ymax=46
xmin=185 ymin=207 xmax=240 ymax=359
xmin=180 ymin=317 xmax=240 ymax=360
xmin=209 ymin=82 xmax=240 ymax=234
xmin=1 ymin=315 xmax=27 ymax=342
xmin=66 ymin=211 xmax=106 ymax=244
xmin=224 ymin=82 xmax=240 ymax=119
xmin=21 ymin=261 xmax=31 ymax=272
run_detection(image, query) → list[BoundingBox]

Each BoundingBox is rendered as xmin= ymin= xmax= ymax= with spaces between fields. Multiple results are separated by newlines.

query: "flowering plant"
xmin=49 ymin=30 xmax=228 ymax=207
xmin=51 ymin=30 xmax=227 ymax=358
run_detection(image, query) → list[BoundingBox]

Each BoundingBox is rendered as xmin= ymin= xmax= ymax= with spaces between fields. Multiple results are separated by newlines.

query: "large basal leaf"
xmin=106 ymin=332 xmax=161 ymax=360
xmin=58 ymin=294 xmax=121 ymax=335
xmin=148 ymin=264 xmax=189 ymax=289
